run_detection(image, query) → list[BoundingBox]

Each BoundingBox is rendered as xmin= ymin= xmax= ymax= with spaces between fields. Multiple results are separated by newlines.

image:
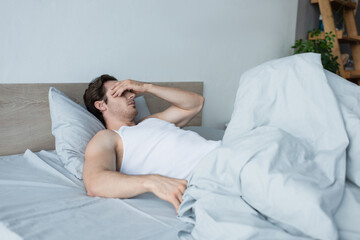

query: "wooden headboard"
xmin=0 ymin=82 xmax=203 ymax=156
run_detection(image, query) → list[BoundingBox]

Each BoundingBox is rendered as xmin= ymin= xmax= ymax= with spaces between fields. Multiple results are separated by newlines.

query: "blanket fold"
xmin=178 ymin=53 xmax=349 ymax=240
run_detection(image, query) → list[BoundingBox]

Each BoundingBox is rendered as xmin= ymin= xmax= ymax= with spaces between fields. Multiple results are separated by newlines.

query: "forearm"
xmin=145 ymin=83 xmax=204 ymax=111
xmin=86 ymin=171 xmax=153 ymax=199
xmin=109 ymin=79 xmax=205 ymax=126
xmin=85 ymin=169 xmax=188 ymax=212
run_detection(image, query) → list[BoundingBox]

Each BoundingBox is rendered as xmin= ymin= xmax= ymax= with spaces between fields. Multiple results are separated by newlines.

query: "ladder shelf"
xmin=311 ymin=0 xmax=360 ymax=84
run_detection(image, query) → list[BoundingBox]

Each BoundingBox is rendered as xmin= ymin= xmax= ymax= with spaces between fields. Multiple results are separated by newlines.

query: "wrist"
xmin=144 ymin=83 xmax=153 ymax=93
xmin=143 ymin=174 xmax=156 ymax=192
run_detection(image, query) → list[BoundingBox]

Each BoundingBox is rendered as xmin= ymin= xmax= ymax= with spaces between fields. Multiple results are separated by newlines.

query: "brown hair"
xmin=83 ymin=74 xmax=117 ymax=126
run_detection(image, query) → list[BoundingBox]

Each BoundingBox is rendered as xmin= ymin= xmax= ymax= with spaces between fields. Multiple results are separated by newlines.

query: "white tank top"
xmin=114 ymin=118 xmax=221 ymax=180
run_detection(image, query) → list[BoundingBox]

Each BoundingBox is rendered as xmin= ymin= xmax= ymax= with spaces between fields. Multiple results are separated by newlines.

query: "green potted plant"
xmin=291 ymin=29 xmax=340 ymax=74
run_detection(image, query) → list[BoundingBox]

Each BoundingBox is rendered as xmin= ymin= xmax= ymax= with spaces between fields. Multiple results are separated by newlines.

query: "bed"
xmin=1 ymin=53 xmax=360 ymax=240
xmin=0 ymin=81 xmax=224 ymax=240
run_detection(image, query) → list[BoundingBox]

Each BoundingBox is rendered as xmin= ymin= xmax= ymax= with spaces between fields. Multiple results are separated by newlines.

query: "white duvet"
xmin=178 ymin=53 xmax=359 ymax=239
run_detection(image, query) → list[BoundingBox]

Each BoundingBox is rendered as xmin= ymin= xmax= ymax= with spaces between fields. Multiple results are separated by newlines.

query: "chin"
xmin=131 ymin=109 xmax=138 ymax=119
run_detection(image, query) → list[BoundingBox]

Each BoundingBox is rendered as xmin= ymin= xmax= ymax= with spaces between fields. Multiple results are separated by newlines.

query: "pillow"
xmin=48 ymin=87 xmax=151 ymax=179
xmin=325 ymin=70 xmax=360 ymax=186
xmin=133 ymin=95 xmax=151 ymax=123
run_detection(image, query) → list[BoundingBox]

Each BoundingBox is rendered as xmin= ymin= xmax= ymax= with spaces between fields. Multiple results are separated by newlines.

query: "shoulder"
xmin=93 ymin=129 xmax=118 ymax=138
xmin=83 ymin=129 xmax=121 ymax=178
xmin=86 ymin=129 xmax=120 ymax=151
xmin=92 ymin=129 xmax=119 ymax=141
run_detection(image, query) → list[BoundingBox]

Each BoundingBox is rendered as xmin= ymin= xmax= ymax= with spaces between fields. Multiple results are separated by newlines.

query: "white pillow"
xmin=48 ymin=87 xmax=150 ymax=179
xmin=133 ymin=95 xmax=151 ymax=123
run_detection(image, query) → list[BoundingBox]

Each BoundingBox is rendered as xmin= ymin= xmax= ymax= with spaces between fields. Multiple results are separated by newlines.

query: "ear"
xmin=94 ymin=100 xmax=107 ymax=112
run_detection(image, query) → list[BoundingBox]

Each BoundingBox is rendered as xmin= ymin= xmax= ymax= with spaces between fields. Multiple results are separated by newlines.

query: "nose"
xmin=126 ymin=91 xmax=135 ymax=100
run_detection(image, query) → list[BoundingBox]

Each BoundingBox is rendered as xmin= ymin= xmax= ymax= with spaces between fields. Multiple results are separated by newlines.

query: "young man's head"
xmin=83 ymin=74 xmax=137 ymax=127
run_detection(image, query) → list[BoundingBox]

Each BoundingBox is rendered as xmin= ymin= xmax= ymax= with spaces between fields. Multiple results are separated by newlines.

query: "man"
xmin=83 ymin=74 xmax=220 ymax=212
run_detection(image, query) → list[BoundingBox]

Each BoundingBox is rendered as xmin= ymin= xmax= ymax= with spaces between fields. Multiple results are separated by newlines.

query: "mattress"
xmin=0 ymin=127 xmax=223 ymax=240
xmin=0 ymin=149 xmax=188 ymax=240
xmin=1 ymin=147 xmax=360 ymax=240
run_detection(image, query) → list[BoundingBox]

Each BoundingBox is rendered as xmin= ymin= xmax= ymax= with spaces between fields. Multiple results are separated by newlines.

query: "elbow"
xmin=199 ymin=95 xmax=205 ymax=106
xmin=84 ymin=175 xmax=105 ymax=198
xmin=196 ymin=95 xmax=205 ymax=113
xmin=86 ymin=183 xmax=109 ymax=198
xmin=86 ymin=185 xmax=98 ymax=197
xmin=85 ymin=181 xmax=99 ymax=197
xmin=87 ymin=191 xmax=96 ymax=197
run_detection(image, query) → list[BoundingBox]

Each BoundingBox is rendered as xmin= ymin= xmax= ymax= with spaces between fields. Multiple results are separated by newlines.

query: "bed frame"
xmin=0 ymin=82 xmax=203 ymax=156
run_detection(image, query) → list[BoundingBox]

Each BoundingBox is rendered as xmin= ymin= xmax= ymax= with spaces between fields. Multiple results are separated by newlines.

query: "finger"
xmin=114 ymin=82 xmax=133 ymax=96
xmin=178 ymin=185 xmax=186 ymax=195
xmin=172 ymin=198 xmax=181 ymax=213
xmin=111 ymin=81 xmax=123 ymax=91
xmin=178 ymin=180 xmax=188 ymax=190
xmin=112 ymin=88 xmax=121 ymax=97
xmin=110 ymin=85 xmax=120 ymax=95
xmin=176 ymin=191 xmax=183 ymax=204
xmin=175 ymin=178 xmax=187 ymax=184
xmin=174 ymin=178 xmax=187 ymax=183
xmin=113 ymin=86 xmax=126 ymax=97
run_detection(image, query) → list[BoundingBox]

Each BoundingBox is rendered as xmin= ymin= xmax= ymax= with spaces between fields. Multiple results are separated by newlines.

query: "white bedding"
xmin=0 ymin=127 xmax=224 ymax=240
xmin=0 ymin=150 xmax=186 ymax=240
xmin=178 ymin=53 xmax=360 ymax=240
xmin=1 ymin=147 xmax=359 ymax=240
xmin=1 ymin=54 xmax=360 ymax=240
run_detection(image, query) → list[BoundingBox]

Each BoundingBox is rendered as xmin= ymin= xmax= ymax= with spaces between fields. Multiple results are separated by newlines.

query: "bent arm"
xmin=110 ymin=79 xmax=204 ymax=127
xmin=145 ymin=84 xmax=205 ymax=127
xmin=83 ymin=130 xmax=187 ymax=211
xmin=83 ymin=130 xmax=150 ymax=198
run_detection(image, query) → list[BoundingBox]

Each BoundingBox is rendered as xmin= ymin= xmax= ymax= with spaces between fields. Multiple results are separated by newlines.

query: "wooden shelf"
xmin=341 ymin=35 xmax=360 ymax=43
xmin=311 ymin=0 xmax=356 ymax=9
xmin=310 ymin=0 xmax=360 ymax=84
xmin=308 ymin=30 xmax=360 ymax=43
xmin=308 ymin=30 xmax=344 ymax=40
xmin=344 ymin=69 xmax=360 ymax=78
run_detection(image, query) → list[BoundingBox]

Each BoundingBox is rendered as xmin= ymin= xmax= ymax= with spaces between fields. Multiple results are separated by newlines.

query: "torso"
xmin=111 ymin=119 xmax=148 ymax=171
xmin=111 ymin=118 xmax=221 ymax=180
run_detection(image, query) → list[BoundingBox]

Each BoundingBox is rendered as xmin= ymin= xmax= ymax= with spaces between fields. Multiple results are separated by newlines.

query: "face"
xmin=102 ymin=81 xmax=138 ymax=121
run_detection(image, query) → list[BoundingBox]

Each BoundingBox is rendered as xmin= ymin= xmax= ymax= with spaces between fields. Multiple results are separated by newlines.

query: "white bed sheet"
xmin=0 ymin=150 xmax=188 ymax=240
xmin=334 ymin=181 xmax=360 ymax=239
xmin=0 ymin=127 xmax=224 ymax=240
xmin=1 ymin=126 xmax=359 ymax=239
